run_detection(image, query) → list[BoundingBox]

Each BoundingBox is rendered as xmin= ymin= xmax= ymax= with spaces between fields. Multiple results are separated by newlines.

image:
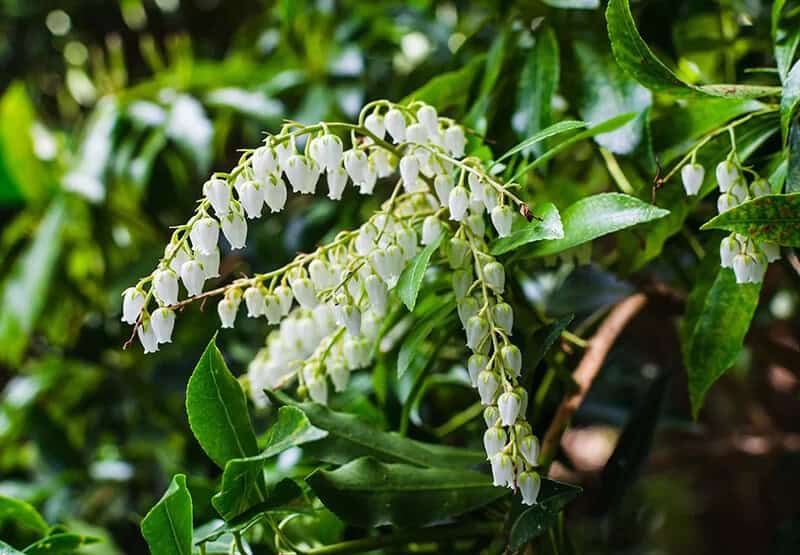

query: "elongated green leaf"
xmin=22 ymin=533 xmax=100 ymax=554
xmin=141 ymin=474 xmax=193 ymax=555
xmin=527 ymin=193 xmax=669 ymax=256
xmin=0 ymin=541 xmax=24 ymax=555
xmin=0 ymin=200 xmax=66 ymax=366
xmin=700 ymin=193 xmax=800 ymax=246
xmin=398 ymin=298 xmax=454 ymax=377
xmin=513 ymin=26 xmax=561 ymax=158
xmin=575 ymin=42 xmax=652 ymax=155
xmin=186 ymin=337 xmax=258 ymax=468
xmin=466 ymin=31 xmax=509 ymax=134
xmin=607 ymin=0 xmax=781 ymax=99
xmin=781 ymin=60 xmax=800 ymax=143
xmin=266 ymin=390 xmax=484 ymax=468
xmin=682 ymin=261 xmax=761 ymax=418
xmin=402 ymin=56 xmax=484 ymax=113
xmin=508 ymin=480 xmax=582 ymax=550
xmin=307 ymin=457 xmax=505 ymax=528
xmin=528 ymin=314 xmax=574 ymax=370
xmin=211 ymin=407 xmax=326 ymax=520
xmin=490 ymin=203 xmax=563 ymax=255
xmin=773 ymin=0 xmax=800 ymax=83
xmin=500 ymin=122 xmax=584 ymax=167
xmin=396 ymin=234 xmax=443 ymax=311
xmin=0 ymin=496 xmax=48 ymax=535
xmin=511 ymin=113 xmax=637 ymax=180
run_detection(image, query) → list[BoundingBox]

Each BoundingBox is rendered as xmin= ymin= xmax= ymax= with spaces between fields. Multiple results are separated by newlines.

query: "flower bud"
xmin=138 ymin=318 xmax=159 ymax=354
xmin=344 ymin=149 xmax=368 ymax=184
xmin=730 ymin=179 xmax=748 ymax=203
xmin=284 ymin=155 xmax=320 ymax=194
xmin=483 ymin=261 xmax=505 ymax=293
xmin=681 ymin=163 xmax=705 ymax=196
xmin=518 ymin=471 xmax=541 ymax=506
xmin=422 ymin=216 xmax=443 ymax=246
xmin=291 ymin=277 xmax=318 ymax=308
xmin=498 ymin=390 xmax=521 ymax=426
xmin=452 ymin=269 xmax=472 ymax=301
xmin=190 ymin=217 xmax=220 ymax=255
xmin=399 ymin=155 xmax=419 ymax=192
xmin=468 ymin=353 xmax=489 ymax=386
xmin=263 ymin=294 xmax=282 ymax=324
xmin=465 ymin=213 xmax=485 ymax=238
xmin=122 ymin=287 xmax=145 ymax=324
xmin=518 ymin=434 xmax=540 ymax=467
xmin=490 ymin=453 xmax=514 ymax=487
xmin=417 ymin=104 xmax=438 ymax=135
xmin=444 ymin=125 xmax=466 ymax=158
xmin=448 ymin=186 xmax=469 ymax=221
xmin=500 ymin=344 xmax=522 ymax=377
xmin=244 ymin=287 xmax=266 ymax=317
xmin=716 ymin=161 xmax=739 ymax=192
xmin=221 ymin=207 xmax=247 ymax=249
xmin=466 ymin=315 xmax=489 ymax=351
xmin=203 ymin=178 xmax=231 ymax=216
xmin=483 ymin=405 xmax=500 ymax=427
xmin=492 ymin=303 xmax=513 ymax=334
xmin=434 ymin=174 xmax=453 ymax=207
xmin=717 ymin=192 xmax=739 ymax=213
xmin=720 ymin=235 xmax=741 ymax=269
xmin=263 ymin=174 xmax=287 ymax=213
xmin=275 ymin=284 xmax=293 ymax=315
xmin=385 ymin=108 xmax=406 ymax=143
xmin=477 ymin=370 xmax=499 ymax=405
xmin=153 ymin=269 xmax=179 ymax=305
xmin=151 ymin=307 xmax=175 ymax=344
xmin=457 ymin=297 xmax=479 ymax=329
xmin=180 ymin=260 xmax=205 ymax=297
xmin=750 ymin=178 xmax=771 ymax=198
xmin=252 ymin=146 xmax=279 ymax=178
xmin=326 ymin=166 xmax=348 ymax=200
xmin=448 ymin=237 xmax=469 ymax=268
xmin=358 ymin=160 xmax=377 ymax=195
xmin=240 ymin=179 xmax=264 ymax=219
xmin=483 ymin=426 xmax=507 ymax=458
xmin=217 ymin=297 xmax=238 ymax=328
xmin=364 ymin=112 xmax=385 ymax=139
xmin=491 ymin=205 xmax=513 ymax=237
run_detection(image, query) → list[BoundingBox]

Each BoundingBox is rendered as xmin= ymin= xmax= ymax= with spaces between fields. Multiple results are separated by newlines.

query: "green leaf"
xmin=186 ymin=337 xmax=259 ymax=468
xmin=781 ymin=60 xmax=800 ymax=143
xmin=22 ymin=533 xmax=100 ymax=554
xmin=527 ymin=314 xmax=574 ymax=370
xmin=0 ymin=200 xmax=66 ymax=366
xmin=307 ymin=457 xmax=506 ymax=528
xmin=141 ymin=474 xmax=193 ymax=555
xmin=507 ymin=480 xmax=583 ymax=550
xmin=0 ymin=541 xmax=24 ymax=555
xmin=606 ymin=0 xmax=781 ymax=99
xmin=496 ymin=122 xmax=585 ymax=169
xmin=490 ymin=203 xmax=563 ymax=255
xmin=465 ymin=31 xmax=509 ymax=134
xmin=513 ymin=26 xmax=561 ymax=158
xmin=266 ymin=391 xmax=484 ymax=468
xmin=397 ymin=297 xmax=454 ymax=377
xmin=789 ymin=122 xmax=800 ymax=193
xmin=401 ymin=56 xmax=484 ymax=113
xmin=700 ymin=193 xmax=800 ymax=246
xmin=574 ymin=41 xmax=652 ymax=155
xmin=0 ymin=496 xmax=48 ymax=536
xmin=772 ymin=0 xmax=800 ymax=83
xmin=396 ymin=234 xmax=443 ymax=311
xmin=682 ymin=261 xmax=761 ymax=418
xmin=527 ymin=193 xmax=669 ymax=257
xmin=511 ymin=113 xmax=637 ymax=180
xmin=211 ymin=406 xmax=326 ymax=520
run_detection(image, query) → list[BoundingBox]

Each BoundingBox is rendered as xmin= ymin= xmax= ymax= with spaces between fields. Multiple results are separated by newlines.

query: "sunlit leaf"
xmin=141 ymin=474 xmax=193 ymax=555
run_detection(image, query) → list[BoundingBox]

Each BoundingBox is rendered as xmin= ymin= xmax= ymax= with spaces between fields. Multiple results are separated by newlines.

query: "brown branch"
xmin=540 ymin=293 xmax=648 ymax=471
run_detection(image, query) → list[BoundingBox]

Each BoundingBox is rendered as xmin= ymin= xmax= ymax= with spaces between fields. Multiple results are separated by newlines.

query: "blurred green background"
xmin=0 ymin=0 xmax=799 ymax=553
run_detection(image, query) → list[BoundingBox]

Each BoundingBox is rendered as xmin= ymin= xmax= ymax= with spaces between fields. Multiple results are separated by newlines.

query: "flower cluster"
xmin=122 ymin=99 xmax=541 ymax=505
xmin=681 ymin=158 xmax=780 ymax=284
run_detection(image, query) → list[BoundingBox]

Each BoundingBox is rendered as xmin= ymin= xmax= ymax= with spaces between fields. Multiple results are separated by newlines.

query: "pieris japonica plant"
xmin=123 ymin=99 xmax=545 ymax=504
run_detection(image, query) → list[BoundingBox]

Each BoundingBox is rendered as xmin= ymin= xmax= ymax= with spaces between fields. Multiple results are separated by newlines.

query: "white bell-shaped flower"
xmin=180 ymin=260 xmax=205 ymax=297
xmin=343 ymin=149 xmax=368 ymax=184
xmin=358 ymin=160 xmax=377 ymax=195
xmin=138 ymin=318 xmax=159 ymax=354
xmin=483 ymin=426 xmax=507 ymax=458
xmin=244 ymin=287 xmax=266 ymax=317
xmin=681 ymin=163 xmax=705 ymax=196
xmin=326 ymin=166 xmax=348 ymax=200
xmin=198 ymin=248 xmax=220 ymax=279
xmin=384 ymin=108 xmax=406 ymax=143
xmin=717 ymin=192 xmax=739 ymax=213
xmin=399 ymin=155 xmax=419 ymax=192
xmin=275 ymin=138 xmax=296 ymax=168
xmin=491 ymin=205 xmax=513 ymax=237
xmin=284 ymin=155 xmax=320 ymax=194
xmin=356 ymin=222 xmax=378 ymax=255
xmin=365 ymin=274 xmax=388 ymax=315
xmin=518 ymin=471 xmax=541 ymax=506
xmin=370 ymin=149 xmax=395 ymax=178
xmin=492 ymin=303 xmax=514 ymax=334
xmin=122 ymin=287 xmax=145 ymax=324
xmin=252 ymin=146 xmax=279 ymax=178
xmin=217 ymin=297 xmax=238 ymax=328
xmin=263 ymin=294 xmax=282 ymax=324
xmin=364 ymin=112 xmax=385 ymax=140
xmin=405 ymin=122 xmax=428 ymax=144
xmin=732 ymin=253 xmax=762 ymax=284
xmin=490 ymin=453 xmax=514 ymax=487
xmin=483 ymin=261 xmax=505 ymax=293
xmin=396 ymin=225 xmax=419 ymax=261
xmin=498 ymin=390 xmax=521 ymax=426
xmin=153 ymin=269 xmax=179 ymax=305
xmin=309 ymin=134 xmax=344 ymax=171
xmin=452 ymin=269 xmax=472 ymax=301
xmin=307 ymin=376 xmax=328 ymax=404
xmin=466 ymin=213 xmax=485 ymax=238
xmin=422 ymin=216 xmax=442 ymax=246
xmin=466 ymin=315 xmax=489 ymax=351
xmin=434 ymin=174 xmax=453 ymax=207
xmin=240 ymin=179 xmax=265 ymax=219
xmin=328 ymin=361 xmax=351 ymax=392
xmin=338 ymin=304 xmax=362 ymax=336
xmin=518 ymin=434 xmax=540 ymax=467
xmin=309 ymin=259 xmax=335 ymax=291
xmin=448 ymin=186 xmax=469 ymax=221
xmin=275 ymin=284 xmax=293 ymax=315
xmin=203 ymin=178 xmax=231 ymax=216
xmin=221 ymin=206 xmax=248 ymax=249
xmin=501 ymin=344 xmax=522 ymax=377
xmin=458 ymin=297 xmax=480 ymax=329
xmin=477 ymin=370 xmax=499 ymax=405
xmin=165 ymin=242 xmax=191 ymax=274
xmin=263 ymin=174 xmax=288 ymax=213
xmin=444 ymin=125 xmax=466 ymax=158
xmin=151 ymin=307 xmax=175 ymax=344
xmin=190 ymin=217 xmax=220 ymax=255
xmin=482 ymin=185 xmax=499 ymax=212
xmin=483 ymin=405 xmax=500 ymax=427
xmin=468 ymin=353 xmax=488 ymax=386
xmin=716 ymin=160 xmax=739 ymax=192
xmin=417 ymin=104 xmax=438 ymax=135
xmin=314 ymin=304 xmax=337 ymax=335
xmin=290 ymin=277 xmax=318 ymax=309
xmin=720 ymin=235 xmax=741 ymax=268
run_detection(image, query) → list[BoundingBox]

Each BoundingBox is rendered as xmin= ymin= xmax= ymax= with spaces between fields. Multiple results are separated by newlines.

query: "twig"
xmin=540 ymin=293 xmax=648 ymax=469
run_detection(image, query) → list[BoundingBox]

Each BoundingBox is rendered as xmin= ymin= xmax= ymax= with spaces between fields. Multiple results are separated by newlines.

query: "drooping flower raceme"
xmin=122 ymin=100 xmax=540 ymax=504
